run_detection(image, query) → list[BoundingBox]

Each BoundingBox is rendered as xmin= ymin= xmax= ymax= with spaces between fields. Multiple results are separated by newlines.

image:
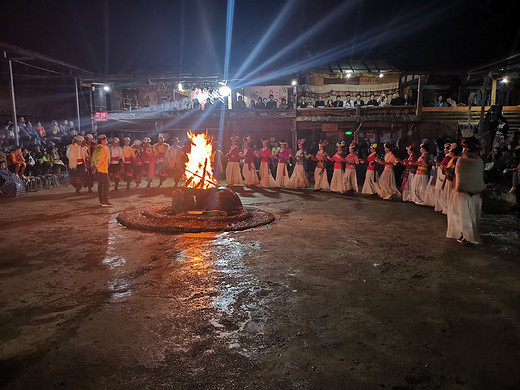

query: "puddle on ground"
xmin=104 ymin=217 xmax=132 ymax=299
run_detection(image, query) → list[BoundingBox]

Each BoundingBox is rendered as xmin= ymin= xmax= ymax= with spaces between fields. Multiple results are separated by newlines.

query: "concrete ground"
xmin=1 ymin=179 xmax=519 ymax=389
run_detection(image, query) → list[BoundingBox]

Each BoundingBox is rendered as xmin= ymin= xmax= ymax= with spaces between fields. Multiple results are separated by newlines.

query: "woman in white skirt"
xmin=411 ymin=143 xmax=430 ymax=205
xmin=446 ymin=137 xmax=485 ymax=244
xmin=311 ymin=140 xmax=330 ymax=191
xmin=275 ymin=140 xmax=292 ymax=187
xmin=361 ymin=143 xmax=380 ymax=195
xmin=328 ymin=141 xmax=346 ymax=193
xmin=288 ymin=139 xmax=310 ymax=189
xmin=400 ymin=144 xmax=418 ymax=202
xmin=240 ymin=137 xmax=259 ymax=186
xmin=225 ymin=136 xmax=243 ymax=186
xmin=376 ymin=143 xmax=401 ymax=200
xmin=343 ymin=142 xmax=360 ymax=192
xmin=257 ymin=138 xmax=276 ymax=187
xmin=441 ymin=144 xmax=461 ymax=214
xmin=433 ymin=143 xmax=451 ymax=212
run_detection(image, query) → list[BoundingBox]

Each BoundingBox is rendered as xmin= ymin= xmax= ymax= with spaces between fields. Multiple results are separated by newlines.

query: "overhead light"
xmin=178 ymin=82 xmax=183 ymax=90
xmin=346 ymin=73 xmax=352 ymax=79
xmin=379 ymin=73 xmax=384 ymax=78
xmin=219 ymin=85 xmax=231 ymax=96
xmin=103 ymin=85 xmax=110 ymax=92
xmin=291 ymin=79 xmax=297 ymax=86
xmin=501 ymin=76 xmax=509 ymax=84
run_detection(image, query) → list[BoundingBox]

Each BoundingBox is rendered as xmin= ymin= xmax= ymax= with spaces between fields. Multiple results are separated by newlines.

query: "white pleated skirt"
xmin=446 ymin=191 xmax=482 ymax=244
xmin=242 ymin=163 xmax=259 ymax=186
xmin=225 ymin=161 xmax=243 ymax=185
xmin=412 ymin=173 xmax=429 ymax=205
xmin=377 ymin=169 xmax=400 ymax=199
xmin=330 ymin=168 xmax=345 ymax=193
xmin=402 ymin=173 xmax=415 ymax=202
xmin=440 ymin=180 xmax=454 ymax=214
xmin=314 ymin=167 xmax=330 ymax=190
xmin=259 ymin=161 xmax=276 ymax=187
xmin=287 ymin=164 xmax=309 ymax=189
xmin=361 ymin=170 xmax=379 ymax=194
xmin=343 ymin=168 xmax=358 ymax=192
xmin=275 ymin=163 xmax=291 ymax=187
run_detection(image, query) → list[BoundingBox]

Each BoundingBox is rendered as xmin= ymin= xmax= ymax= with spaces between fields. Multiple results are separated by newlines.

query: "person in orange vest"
xmin=92 ymin=134 xmax=112 ymax=206
xmin=153 ymin=136 xmax=170 ymax=187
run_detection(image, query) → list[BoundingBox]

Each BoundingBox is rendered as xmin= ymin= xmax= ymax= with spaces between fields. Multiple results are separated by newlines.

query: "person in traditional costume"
xmin=257 ymin=138 xmax=276 ymax=187
xmin=166 ymin=137 xmax=186 ymax=187
xmin=411 ymin=143 xmax=430 ymax=205
xmin=310 ymin=140 xmax=330 ymax=191
xmin=66 ymin=135 xmax=87 ymax=194
xmin=288 ymin=139 xmax=310 ymax=189
xmin=142 ymin=137 xmax=155 ymax=188
xmin=376 ymin=143 xmax=401 ymax=199
xmin=343 ymin=142 xmax=360 ymax=192
xmin=328 ymin=141 xmax=346 ymax=193
xmin=433 ymin=143 xmax=451 ymax=212
xmin=122 ymin=137 xmax=136 ymax=189
xmin=361 ymin=143 xmax=380 ymax=195
xmin=109 ymin=137 xmax=124 ymax=191
xmin=225 ymin=136 xmax=243 ymax=186
xmin=441 ymin=143 xmax=461 ymax=214
xmin=241 ymin=136 xmax=260 ymax=186
xmin=275 ymin=140 xmax=292 ymax=187
xmin=132 ymin=140 xmax=144 ymax=188
xmin=84 ymin=134 xmax=96 ymax=192
xmin=446 ymin=137 xmax=485 ymax=244
xmin=153 ymin=136 xmax=170 ymax=187
xmin=400 ymin=144 xmax=418 ymax=202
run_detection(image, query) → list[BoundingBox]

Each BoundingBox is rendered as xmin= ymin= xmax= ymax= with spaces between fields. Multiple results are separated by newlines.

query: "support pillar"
xmin=5 ymin=51 xmax=19 ymax=146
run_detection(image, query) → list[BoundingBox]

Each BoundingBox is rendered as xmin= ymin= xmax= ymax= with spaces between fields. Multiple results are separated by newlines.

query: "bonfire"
xmin=184 ymin=130 xmax=220 ymax=189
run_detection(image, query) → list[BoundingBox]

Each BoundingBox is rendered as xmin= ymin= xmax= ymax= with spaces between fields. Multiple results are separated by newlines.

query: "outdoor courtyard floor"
xmin=1 ymin=180 xmax=519 ymax=389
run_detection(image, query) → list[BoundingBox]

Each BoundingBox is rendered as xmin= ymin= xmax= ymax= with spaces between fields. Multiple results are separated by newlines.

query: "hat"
xmin=336 ymin=141 xmax=345 ymax=147
xmin=123 ymin=137 xmax=131 ymax=142
xmin=371 ymin=143 xmax=378 ymax=149
xmin=298 ymin=139 xmax=305 ymax=145
xmin=171 ymin=136 xmax=179 ymax=143
xmin=143 ymin=137 xmax=151 ymax=143
xmin=444 ymin=143 xmax=451 ymax=149
xmin=406 ymin=143 xmax=416 ymax=151
xmin=261 ymin=137 xmax=269 ymax=143
xmin=112 ymin=137 xmax=120 ymax=143
xmin=449 ymin=142 xmax=458 ymax=151
xmin=97 ymin=134 xmax=107 ymax=140
xmin=85 ymin=134 xmax=94 ymax=139
xmin=319 ymin=140 xmax=328 ymax=147
xmin=231 ymin=136 xmax=239 ymax=141
xmin=461 ymin=137 xmax=480 ymax=150
xmin=132 ymin=140 xmax=142 ymax=146
xmin=74 ymin=135 xmax=84 ymax=143
xmin=279 ymin=140 xmax=288 ymax=145
xmin=243 ymin=136 xmax=251 ymax=143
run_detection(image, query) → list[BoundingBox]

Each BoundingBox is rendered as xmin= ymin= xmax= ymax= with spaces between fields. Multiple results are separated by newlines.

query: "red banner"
xmin=94 ymin=112 xmax=108 ymax=122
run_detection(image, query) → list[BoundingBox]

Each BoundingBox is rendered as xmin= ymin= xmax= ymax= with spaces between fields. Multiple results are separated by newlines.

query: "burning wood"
xmin=184 ymin=131 xmax=220 ymax=189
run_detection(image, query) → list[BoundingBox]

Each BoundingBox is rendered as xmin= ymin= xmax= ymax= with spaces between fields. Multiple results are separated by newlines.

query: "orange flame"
xmin=184 ymin=130 xmax=220 ymax=189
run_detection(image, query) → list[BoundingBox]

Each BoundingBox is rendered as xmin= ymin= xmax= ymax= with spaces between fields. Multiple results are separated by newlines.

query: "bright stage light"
xmin=103 ymin=85 xmax=110 ymax=92
xmin=178 ymin=83 xmax=183 ymax=90
xmin=291 ymin=79 xmax=297 ymax=86
xmin=379 ymin=73 xmax=384 ymax=78
xmin=219 ymin=85 xmax=231 ymax=96
xmin=346 ymin=73 xmax=352 ymax=79
xmin=501 ymin=76 xmax=509 ymax=84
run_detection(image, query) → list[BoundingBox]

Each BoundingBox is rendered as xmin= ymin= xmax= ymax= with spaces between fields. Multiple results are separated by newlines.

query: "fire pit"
xmin=117 ymin=131 xmax=274 ymax=233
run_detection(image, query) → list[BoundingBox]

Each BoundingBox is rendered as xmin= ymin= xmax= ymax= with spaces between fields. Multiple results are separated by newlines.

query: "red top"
xmin=243 ymin=147 xmax=256 ymax=164
xmin=258 ymin=147 xmax=272 ymax=162
xmin=330 ymin=152 xmax=344 ymax=170
xmin=366 ymin=153 xmax=377 ymax=171
xmin=344 ymin=152 xmax=359 ymax=169
xmin=276 ymin=148 xmax=292 ymax=163
xmin=228 ymin=145 xmax=240 ymax=162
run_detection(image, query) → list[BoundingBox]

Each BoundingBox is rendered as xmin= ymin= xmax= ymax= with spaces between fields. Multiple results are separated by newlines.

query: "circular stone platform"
xmin=117 ymin=206 xmax=275 ymax=233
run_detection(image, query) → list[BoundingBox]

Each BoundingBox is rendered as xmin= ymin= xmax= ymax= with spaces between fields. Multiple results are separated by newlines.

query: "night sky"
xmin=1 ymin=0 xmax=519 ymax=77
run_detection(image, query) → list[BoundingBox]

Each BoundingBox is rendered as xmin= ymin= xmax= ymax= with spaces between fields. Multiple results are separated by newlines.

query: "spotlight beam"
xmin=232 ymin=0 xmax=298 ymax=80
xmin=223 ymin=0 xmax=235 ymax=80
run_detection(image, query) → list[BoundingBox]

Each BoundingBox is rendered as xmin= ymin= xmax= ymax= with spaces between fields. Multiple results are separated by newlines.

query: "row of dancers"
xmin=224 ymin=136 xmax=486 ymax=244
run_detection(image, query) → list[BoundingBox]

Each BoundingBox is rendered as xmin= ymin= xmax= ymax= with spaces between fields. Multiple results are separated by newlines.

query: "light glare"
xmin=219 ymin=85 xmax=231 ymax=96
xmin=103 ymin=85 xmax=110 ymax=92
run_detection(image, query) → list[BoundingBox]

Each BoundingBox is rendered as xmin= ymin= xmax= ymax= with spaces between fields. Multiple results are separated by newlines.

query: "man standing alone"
xmin=92 ymin=134 xmax=112 ymax=206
